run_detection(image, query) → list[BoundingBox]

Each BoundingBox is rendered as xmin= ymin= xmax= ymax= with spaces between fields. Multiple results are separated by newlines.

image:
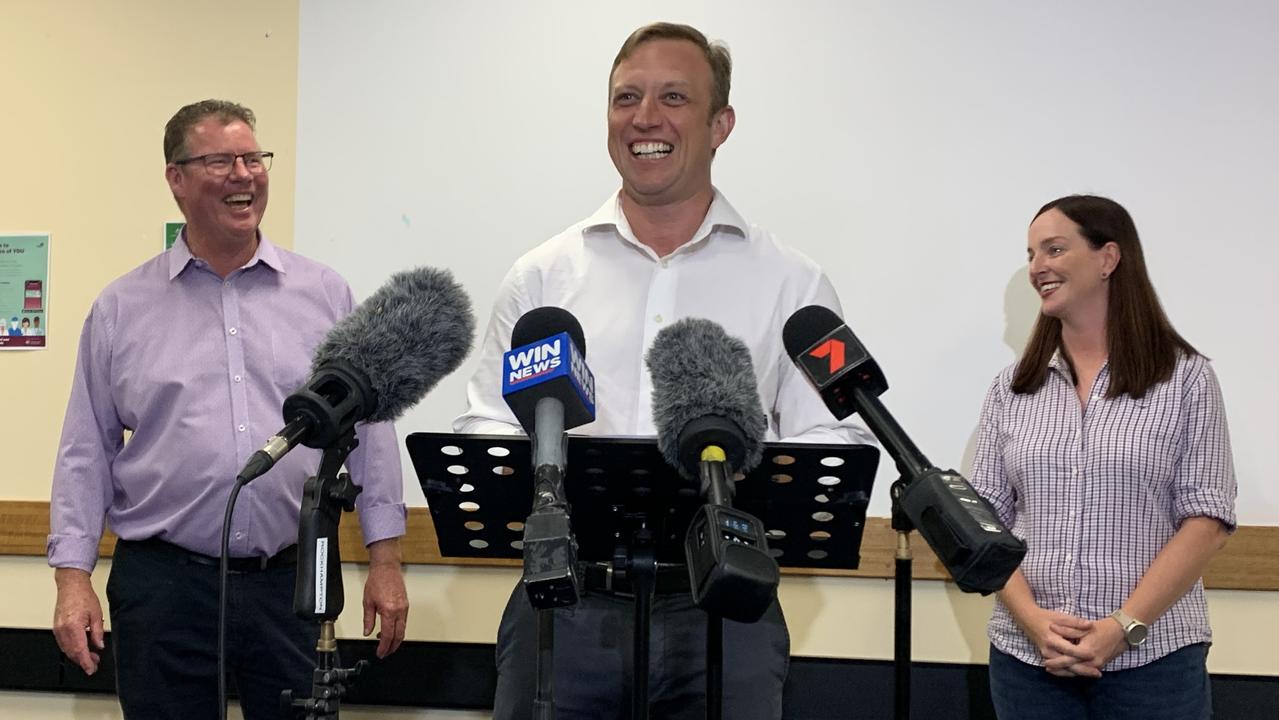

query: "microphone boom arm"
xmin=850 ymin=386 xmax=932 ymax=482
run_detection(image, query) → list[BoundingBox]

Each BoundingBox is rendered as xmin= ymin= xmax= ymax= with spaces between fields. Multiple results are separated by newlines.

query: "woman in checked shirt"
xmin=970 ymin=195 xmax=1236 ymax=720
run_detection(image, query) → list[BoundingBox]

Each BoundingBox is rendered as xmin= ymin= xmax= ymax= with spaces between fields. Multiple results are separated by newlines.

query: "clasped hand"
xmin=1025 ymin=607 xmax=1128 ymax=678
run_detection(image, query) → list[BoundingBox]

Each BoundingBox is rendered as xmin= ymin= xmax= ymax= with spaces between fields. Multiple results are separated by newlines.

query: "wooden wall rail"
xmin=3 ymin=501 xmax=1275 ymax=590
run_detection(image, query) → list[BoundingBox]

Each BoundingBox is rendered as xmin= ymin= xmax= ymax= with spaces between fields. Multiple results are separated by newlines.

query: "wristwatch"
xmin=1110 ymin=609 xmax=1149 ymax=647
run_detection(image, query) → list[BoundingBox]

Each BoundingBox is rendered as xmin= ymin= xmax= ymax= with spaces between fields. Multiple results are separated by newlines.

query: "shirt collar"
xmin=1048 ymin=349 xmax=1113 ymax=387
xmin=168 ymin=227 xmax=286 ymax=280
xmin=582 ymin=187 xmax=749 ymax=256
xmin=1047 ymin=349 xmax=1073 ymax=383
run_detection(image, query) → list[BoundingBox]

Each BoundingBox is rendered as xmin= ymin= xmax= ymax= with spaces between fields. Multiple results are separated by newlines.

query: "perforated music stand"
xmin=407 ymin=432 xmax=879 ymax=717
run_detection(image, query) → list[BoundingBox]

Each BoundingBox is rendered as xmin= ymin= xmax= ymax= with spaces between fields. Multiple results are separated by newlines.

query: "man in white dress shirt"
xmin=455 ymin=22 xmax=870 ymax=720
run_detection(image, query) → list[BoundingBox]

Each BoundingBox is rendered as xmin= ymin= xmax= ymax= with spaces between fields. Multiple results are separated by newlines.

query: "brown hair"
xmin=1012 ymin=194 xmax=1198 ymax=399
xmin=610 ymin=22 xmax=732 ymax=120
xmin=163 ymin=99 xmax=256 ymax=162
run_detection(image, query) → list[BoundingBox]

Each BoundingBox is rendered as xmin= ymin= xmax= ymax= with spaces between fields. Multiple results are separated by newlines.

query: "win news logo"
xmin=501 ymin=331 xmax=596 ymax=411
xmin=506 ymin=337 xmax=564 ymax=385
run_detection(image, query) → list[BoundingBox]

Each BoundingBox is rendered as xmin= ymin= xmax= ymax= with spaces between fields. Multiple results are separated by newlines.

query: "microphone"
xmin=647 ymin=318 xmax=778 ymax=623
xmin=237 ymin=267 xmax=476 ymax=484
xmin=502 ymin=306 xmax=596 ymax=608
xmin=782 ymin=305 xmax=1025 ymax=595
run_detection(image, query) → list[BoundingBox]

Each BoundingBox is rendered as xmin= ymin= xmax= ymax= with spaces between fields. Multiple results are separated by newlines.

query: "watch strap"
xmin=1110 ymin=609 xmax=1148 ymax=646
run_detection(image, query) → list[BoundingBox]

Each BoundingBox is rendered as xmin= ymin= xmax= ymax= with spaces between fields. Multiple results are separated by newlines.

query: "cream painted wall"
xmin=2 ymin=557 xmax=1275 ymax=718
xmin=0 ymin=0 xmax=299 ymax=500
xmin=4 ymin=557 xmax=1275 ymax=673
xmin=0 ymin=1 xmax=302 ymax=716
xmin=0 ymin=2 xmax=1273 ymax=717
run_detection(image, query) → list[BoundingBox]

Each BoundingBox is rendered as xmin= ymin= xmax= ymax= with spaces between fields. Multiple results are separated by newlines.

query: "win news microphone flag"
xmin=502 ymin=306 xmax=596 ymax=608
xmin=783 ymin=305 xmax=1025 ymax=595
xmin=502 ymin=307 xmax=596 ymax=432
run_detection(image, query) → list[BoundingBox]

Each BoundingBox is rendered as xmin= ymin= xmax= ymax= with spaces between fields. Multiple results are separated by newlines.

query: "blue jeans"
xmin=989 ymin=643 xmax=1212 ymax=720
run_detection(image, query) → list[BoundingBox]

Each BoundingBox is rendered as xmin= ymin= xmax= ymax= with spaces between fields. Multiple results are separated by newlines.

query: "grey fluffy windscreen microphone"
xmin=647 ymin=317 xmax=767 ymax=478
xmin=237 ymin=266 xmax=476 ymax=483
xmin=649 ymin=317 xmax=779 ymax=623
xmin=309 ymin=266 xmax=475 ymax=423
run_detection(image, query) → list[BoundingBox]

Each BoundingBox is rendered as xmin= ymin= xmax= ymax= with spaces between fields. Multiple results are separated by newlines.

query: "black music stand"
xmin=407 ymin=432 xmax=879 ymax=718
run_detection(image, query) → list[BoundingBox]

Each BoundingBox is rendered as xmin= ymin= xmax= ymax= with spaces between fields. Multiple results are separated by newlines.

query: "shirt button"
xmin=655 ymin=314 xmax=664 ymax=323
xmin=660 ymin=259 xmax=669 ymax=268
xmin=228 ymin=327 xmax=238 ymax=335
xmin=233 ymin=375 xmax=242 ymax=383
xmin=224 ymin=281 xmax=231 ymax=287
xmin=1071 ymin=468 xmax=1078 ymax=475
xmin=1065 ymin=554 xmax=1073 ymax=563
xmin=235 ymin=532 xmax=244 ymax=539
xmin=238 ymin=424 xmax=246 ymax=432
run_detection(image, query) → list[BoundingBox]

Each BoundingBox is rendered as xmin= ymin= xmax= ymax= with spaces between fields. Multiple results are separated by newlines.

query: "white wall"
xmin=295 ymin=0 xmax=1278 ymax=522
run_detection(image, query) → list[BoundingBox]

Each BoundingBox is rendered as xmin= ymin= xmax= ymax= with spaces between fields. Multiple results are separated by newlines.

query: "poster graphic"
xmin=165 ymin=221 xmax=184 ymax=250
xmin=0 ymin=234 xmax=50 ymax=349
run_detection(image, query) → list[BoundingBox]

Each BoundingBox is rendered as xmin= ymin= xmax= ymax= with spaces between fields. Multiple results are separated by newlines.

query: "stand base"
xmin=282 ymin=621 xmax=367 ymax=719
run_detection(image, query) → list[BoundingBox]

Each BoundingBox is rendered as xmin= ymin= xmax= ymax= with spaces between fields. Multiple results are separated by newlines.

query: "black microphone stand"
xmin=410 ymin=432 xmax=877 ymax=720
xmin=281 ymin=430 xmax=368 ymax=720
xmin=613 ymin=514 xmax=657 ymax=720
xmin=523 ymin=396 xmax=582 ymax=720
xmin=850 ymin=386 xmax=933 ymax=720
xmin=683 ymin=456 xmax=777 ymax=720
xmin=675 ymin=415 xmax=778 ymax=720
xmin=890 ymin=478 xmax=915 ymax=720
xmin=699 ymin=458 xmax=732 ymax=720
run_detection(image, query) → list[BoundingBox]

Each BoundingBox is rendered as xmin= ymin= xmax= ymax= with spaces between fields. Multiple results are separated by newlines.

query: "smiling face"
xmin=165 ymin=118 xmax=268 ymax=250
xmin=1027 ymin=208 xmax=1120 ymax=324
xmin=607 ymin=39 xmax=734 ymax=209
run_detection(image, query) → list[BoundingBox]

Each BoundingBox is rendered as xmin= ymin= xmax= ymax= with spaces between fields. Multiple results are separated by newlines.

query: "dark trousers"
xmin=493 ymin=583 xmax=790 ymax=720
xmin=106 ymin=539 xmax=319 ymax=720
xmin=989 ymin=644 xmax=1212 ymax=720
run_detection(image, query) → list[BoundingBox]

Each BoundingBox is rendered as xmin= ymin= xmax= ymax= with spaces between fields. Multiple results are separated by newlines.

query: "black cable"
xmin=218 ymin=478 xmax=248 ymax=720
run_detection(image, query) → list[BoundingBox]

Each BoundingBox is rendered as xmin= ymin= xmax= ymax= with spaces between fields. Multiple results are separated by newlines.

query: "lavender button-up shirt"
xmin=971 ymin=351 xmax=1236 ymax=671
xmin=48 ymin=235 xmax=406 ymax=572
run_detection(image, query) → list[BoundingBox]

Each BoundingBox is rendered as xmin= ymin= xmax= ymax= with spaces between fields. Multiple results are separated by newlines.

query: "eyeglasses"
xmin=173 ymin=151 xmax=274 ymax=176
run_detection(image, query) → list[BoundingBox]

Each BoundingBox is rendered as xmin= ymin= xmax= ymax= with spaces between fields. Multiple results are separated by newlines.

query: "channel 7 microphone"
xmin=502 ymin=306 xmax=596 ymax=609
xmin=783 ymin=305 xmax=1024 ymax=595
xmin=236 ymin=267 xmax=476 ymax=485
xmin=648 ymin=318 xmax=778 ymax=623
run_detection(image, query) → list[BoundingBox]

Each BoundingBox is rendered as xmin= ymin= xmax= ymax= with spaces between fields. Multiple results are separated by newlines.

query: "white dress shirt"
xmin=454 ymin=189 xmax=872 ymax=446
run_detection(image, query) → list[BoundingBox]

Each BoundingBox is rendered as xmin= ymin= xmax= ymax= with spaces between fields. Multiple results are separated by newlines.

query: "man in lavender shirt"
xmin=48 ymin=99 xmax=409 ymax=719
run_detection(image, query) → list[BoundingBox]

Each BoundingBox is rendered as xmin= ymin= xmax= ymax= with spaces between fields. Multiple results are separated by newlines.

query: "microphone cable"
xmin=217 ymin=476 xmax=250 ymax=720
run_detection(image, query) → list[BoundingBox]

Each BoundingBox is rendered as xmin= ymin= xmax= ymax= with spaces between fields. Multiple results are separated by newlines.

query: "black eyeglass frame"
xmin=172 ymin=151 xmax=274 ymax=174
